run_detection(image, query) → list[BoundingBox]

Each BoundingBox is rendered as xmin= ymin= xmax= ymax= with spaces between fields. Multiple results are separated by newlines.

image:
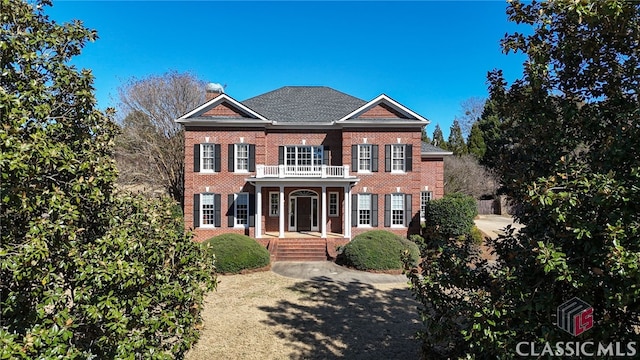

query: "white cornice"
xmin=175 ymin=93 xmax=270 ymax=123
xmin=337 ymin=94 xmax=430 ymax=123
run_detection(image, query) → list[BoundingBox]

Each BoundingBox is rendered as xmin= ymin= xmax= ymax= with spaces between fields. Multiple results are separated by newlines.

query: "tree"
xmin=405 ymin=1 xmax=640 ymax=357
xmin=421 ymin=125 xmax=430 ymax=143
xmin=457 ymin=96 xmax=485 ymax=139
xmin=446 ymin=119 xmax=467 ymax=155
xmin=1 ymin=1 xmax=215 ymax=357
xmin=116 ymin=71 xmax=206 ymax=206
xmin=466 ymin=121 xmax=486 ymax=159
xmin=430 ymin=123 xmax=447 ymax=149
xmin=444 ymin=155 xmax=497 ymax=199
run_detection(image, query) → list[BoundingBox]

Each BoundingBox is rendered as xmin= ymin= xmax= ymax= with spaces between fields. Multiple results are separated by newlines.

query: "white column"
xmin=344 ymin=185 xmax=350 ymax=238
xmin=321 ymin=186 xmax=327 ymax=238
xmin=279 ymin=185 xmax=285 ymax=238
xmin=255 ymin=184 xmax=262 ymax=238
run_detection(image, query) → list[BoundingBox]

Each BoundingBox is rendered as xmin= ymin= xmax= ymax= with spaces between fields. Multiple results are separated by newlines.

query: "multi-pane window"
xmin=235 ymin=193 xmax=248 ymax=226
xmin=201 ymin=144 xmax=216 ymax=172
xmin=201 ymin=194 xmax=216 ymax=226
xmin=329 ymin=192 xmax=339 ymax=217
xmin=285 ymin=146 xmax=323 ymax=167
xmin=269 ymin=192 xmax=279 ymax=217
xmin=420 ymin=191 xmax=433 ymax=222
xmin=358 ymin=145 xmax=372 ymax=172
xmin=391 ymin=193 xmax=404 ymax=226
xmin=358 ymin=194 xmax=372 ymax=226
xmin=235 ymin=144 xmax=249 ymax=172
xmin=391 ymin=144 xmax=405 ymax=172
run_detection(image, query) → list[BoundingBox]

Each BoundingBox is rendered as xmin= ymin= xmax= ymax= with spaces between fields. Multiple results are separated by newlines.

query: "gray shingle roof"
xmin=421 ymin=141 xmax=451 ymax=153
xmin=242 ymin=86 xmax=366 ymax=123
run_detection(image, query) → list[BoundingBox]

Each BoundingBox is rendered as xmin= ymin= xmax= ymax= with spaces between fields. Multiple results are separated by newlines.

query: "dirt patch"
xmin=186 ymin=271 xmax=422 ymax=360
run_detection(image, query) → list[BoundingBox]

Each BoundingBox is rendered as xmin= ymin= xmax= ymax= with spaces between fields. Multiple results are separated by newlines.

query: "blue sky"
xmin=48 ymin=1 xmax=528 ymax=138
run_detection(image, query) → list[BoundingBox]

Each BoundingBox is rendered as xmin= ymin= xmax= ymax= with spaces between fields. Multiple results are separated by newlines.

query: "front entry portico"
xmin=250 ymin=174 xmax=359 ymax=240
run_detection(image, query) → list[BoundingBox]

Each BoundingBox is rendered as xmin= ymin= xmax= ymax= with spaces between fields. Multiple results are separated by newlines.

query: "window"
xmin=358 ymin=194 xmax=372 ymax=226
xmin=391 ymin=193 xmax=404 ymax=226
xmin=234 ymin=193 xmax=249 ymax=227
xmin=358 ymin=145 xmax=371 ymax=172
xmin=391 ymin=144 xmax=405 ymax=172
xmin=285 ymin=146 xmax=324 ymax=167
xmin=269 ymin=192 xmax=279 ymax=217
xmin=235 ymin=144 xmax=249 ymax=172
xmin=201 ymin=193 xmax=216 ymax=227
xmin=201 ymin=144 xmax=216 ymax=172
xmin=420 ymin=191 xmax=433 ymax=222
xmin=329 ymin=192 xmax=339 ymax=217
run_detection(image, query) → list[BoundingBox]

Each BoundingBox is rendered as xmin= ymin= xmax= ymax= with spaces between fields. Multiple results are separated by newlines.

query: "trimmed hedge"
xmin=202 ymin=234 xmax=270 ymax=274
xmin=337 ymin=230 xmax=420 ymax=271
xmin=424 ymin=193 xmax=477 ymax=239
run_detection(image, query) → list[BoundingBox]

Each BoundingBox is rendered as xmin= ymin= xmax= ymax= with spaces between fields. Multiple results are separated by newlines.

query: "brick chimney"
xmin=205 ymin=83 xmax=224 ymax=101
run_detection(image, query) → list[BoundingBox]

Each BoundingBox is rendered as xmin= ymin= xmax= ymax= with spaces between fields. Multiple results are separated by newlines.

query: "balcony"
xmin=255 ymin=165 xmax=352 ymax=179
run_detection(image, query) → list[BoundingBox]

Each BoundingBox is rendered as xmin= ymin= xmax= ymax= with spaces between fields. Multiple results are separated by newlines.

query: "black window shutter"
xmin=384 ymin=145 xmax=391 ymax=172
xmin=249 ymin=193 xmax=255 ymax=227
xmin=406 ymin=144 xmax=413 ymax=172
xmin=384 ymin=194 xmax=391 ymax=227
xmin=323 ymin=146 xmax=330 ymax=165
xmin=228 ymin=144 xmax=234 ymax=172
xmin=278 ymin=146 xmax=284 ymax=165
xmin=249 ymin=144 xmax=256 ymax=172
xmin=371 ymin=194 xmax=379 ymax=227
xmin=194 ymin=144 xmax=200 ymax=172
xmin=193 ymin=194 xmax=200 ymax=228
xmin=214 ymin=144 xmax=221 ymax=172
xmin=372 ymin=145 xmax=379 ymax=172
xmin=214 ymin=194 xmax=221 ymax=227
xmin=351 ymin=194 xmax=358 ymax=227
xmin=405 ymin=194 xmax=412 ymax=227
xmin=227 ymin=194 xmax=234 ymax=227
xmin=351 ymin=145 xmax=358 ymax=169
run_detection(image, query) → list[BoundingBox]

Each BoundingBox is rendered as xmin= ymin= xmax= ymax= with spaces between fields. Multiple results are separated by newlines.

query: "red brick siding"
xmin=184 ymin=125 xmax=444 ymax=241
xmin=358 ymin=103 xmax=406 ymax=118
xmin=203 ymin=102 xmax=246 ymax=117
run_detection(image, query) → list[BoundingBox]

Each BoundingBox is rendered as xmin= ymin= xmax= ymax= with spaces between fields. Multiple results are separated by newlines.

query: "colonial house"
xmin=177 ymin=85 xmax=451 ymax=260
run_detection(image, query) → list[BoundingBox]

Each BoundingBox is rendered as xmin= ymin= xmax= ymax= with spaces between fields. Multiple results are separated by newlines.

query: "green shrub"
xmin=337 ymin=230 xmax=420 ymax=271
xmin=203 ymin=234 xmax=270 ymax=274
xmin=424 ymin=193 xmax=477 ymax=239
xmin=469 ymin=225 xmax=484 ymax=245
xmin=409 ymin=234 xmax=428 ymax=257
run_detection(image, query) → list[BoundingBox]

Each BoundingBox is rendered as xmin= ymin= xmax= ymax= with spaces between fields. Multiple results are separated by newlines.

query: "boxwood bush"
xmin=337 ymin=230 xmax=420 ymax=271
xmin=203 ymin=234 xmax=270 ymax=274
xmin=423 ymin=193 xmax=477 ymax=239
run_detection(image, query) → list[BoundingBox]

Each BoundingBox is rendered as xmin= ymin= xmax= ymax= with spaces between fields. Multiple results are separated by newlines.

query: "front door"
xmin=296 ymin=197 xmax=312 ymax=231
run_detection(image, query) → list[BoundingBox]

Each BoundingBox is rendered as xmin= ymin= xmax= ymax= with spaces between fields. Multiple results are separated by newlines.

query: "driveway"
xmin=474 ymin=215 xmax=524 ymax=239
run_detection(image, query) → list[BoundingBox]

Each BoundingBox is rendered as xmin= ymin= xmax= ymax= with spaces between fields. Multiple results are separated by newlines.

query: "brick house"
xmin=177 ymin=85 xmax=451 ymax=259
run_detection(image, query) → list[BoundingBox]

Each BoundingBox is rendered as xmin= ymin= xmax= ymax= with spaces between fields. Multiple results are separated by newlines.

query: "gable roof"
xmin=337 ymin=94 xmax=430 ymax=124
xmin=421 ymin=141 xmax=452 ymax=156
xmin=241 ymin=86 xmax=366 ymax=123
xmin=176 ymin=93 xmax=269 ymax=124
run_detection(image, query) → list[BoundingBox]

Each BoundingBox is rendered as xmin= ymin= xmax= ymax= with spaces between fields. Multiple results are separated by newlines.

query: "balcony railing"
xmin=255 ymin=165 xmax=352 ymax=179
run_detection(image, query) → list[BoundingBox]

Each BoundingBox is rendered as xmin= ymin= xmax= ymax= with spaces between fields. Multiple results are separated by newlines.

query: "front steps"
xmin=270 ymin=238 xmax=328 ymax=261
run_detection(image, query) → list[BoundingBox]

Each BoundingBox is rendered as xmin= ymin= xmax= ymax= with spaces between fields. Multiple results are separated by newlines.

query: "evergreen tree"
xmin=466 ymin=121 xmax=486 ymax=159
xmin=405 ymin=1 xmax=640 ymax=358
xmin=421 ymin=125 xmax=431 ymax=143
xmin=447 ymin=119 xmax=467 ymax=155
xmin=431 ymin=124 xmax=447 ymax=149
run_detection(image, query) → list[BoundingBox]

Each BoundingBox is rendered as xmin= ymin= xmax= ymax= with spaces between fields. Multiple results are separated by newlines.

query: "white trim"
xmin=234 ymin=143 xmax=250 ymax=173
xmin=200 ymin=193 xmax=216 ymax=228
xmin=233 ymin=193 xmax=249 ymax=228
xmin=390 ymin=193 xmax=405 ymax=228
xmin=337 ymin=94 xmax=430 ymax=123
xmin=288 ymin=189 xmax=320 ymax=232
xmin=357 ymin=193 xmax=373 ymax=227
xmin=390 ymin=144 xmax=406 ymax=173
xmin=328 ymin=192 xmax=339 ymax=217
xmin=200 ymin=143 xmax=216 ymax=173
xmin=357 ymin=144 xmax=373 ymax=173
xmin=255 ymin=185 xmax=262 ymax=238
xmin=176 ymin=93 xmax=269 ymax=123
xmin=269 ymin=192 xmax=279 ymax=217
